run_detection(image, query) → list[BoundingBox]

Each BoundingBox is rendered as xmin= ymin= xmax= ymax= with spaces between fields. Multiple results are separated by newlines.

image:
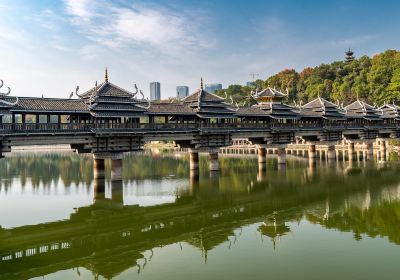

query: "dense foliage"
xmin=215 ymin=50 xmax=400 ymax=106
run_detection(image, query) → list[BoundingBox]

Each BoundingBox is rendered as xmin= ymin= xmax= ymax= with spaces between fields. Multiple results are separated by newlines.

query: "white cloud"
xmin=62 ymin=0 xmax=208 ymax=54
xmin=64 ymin=0 xmax=94 ymax=19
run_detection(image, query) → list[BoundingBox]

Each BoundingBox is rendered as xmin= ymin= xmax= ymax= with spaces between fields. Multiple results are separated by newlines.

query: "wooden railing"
xmin=0 ymin=122 xmax=399 ymax=134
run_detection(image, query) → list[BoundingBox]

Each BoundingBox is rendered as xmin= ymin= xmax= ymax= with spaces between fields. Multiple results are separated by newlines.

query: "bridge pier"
xmin=257 ymin=162 xmax=266 ymax=182
xmin=209 ymin=148 xmax=219 ymax=171
xmin=327 ymin=145 xmax=336 ymax=160
xmin=111 ymin=154 xmax=123 ymax=181
xmin=277 ymin=147 xmax=286 ymax=164
xmin=308 ymin=144 xmax=316 ymax=160
xmin=348 ymin=142 xmax=355 ymax=161
xmin=93 ymin=156 xmax=105 ymax=180
xmin=379 ymin=140 xmax=387 ymax=162
xmin=93 ymin=178 xmax=106 ymax=203
xmin=189 ymin=149 xmax=199 ymax=170
xmin=366 ymin=142 xmax=374 ymax=160
xmin=257 ymin=146 xmax=267 ymax=163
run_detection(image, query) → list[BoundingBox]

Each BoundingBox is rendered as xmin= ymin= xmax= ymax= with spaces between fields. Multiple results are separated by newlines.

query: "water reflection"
xmin=0 ymin=152 xmax=400 ymax=279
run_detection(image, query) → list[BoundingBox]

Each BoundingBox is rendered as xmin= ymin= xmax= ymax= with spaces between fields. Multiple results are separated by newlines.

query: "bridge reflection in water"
xmin=1 ymin=153 xmax=400 ymax=279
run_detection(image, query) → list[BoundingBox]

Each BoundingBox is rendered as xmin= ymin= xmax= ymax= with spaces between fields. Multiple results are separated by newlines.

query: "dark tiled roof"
xmin=236 ymin=106 xmax=270 ymax=117
xmin=254 ymin=88 xmax=287 ymax=99
xmin=148 ymin=102 xmax=196 ymax=115
xmin=80 ymin=82 xmax=133 ymax=98
xmin=0 ymin=97 xmax=18 ymax=109
xmin=12 ymin=97 xmax=88 ymax=113
xmin=301 ymin=97 xmax=346 ymax=120
xmin=182 ymin=88 xmax=236 ymax=118
xmin=182 ymin=89 xmax=224 ymax=103
xmin=378 ymin=104 xmax=400 ymax=119
xmin=252 ymin=103 xmax=299 ymax=119
xmin=78 ymin=82 xmax=148 ymax=117
xmin=344 ymin=100 xmax=382 ymax=120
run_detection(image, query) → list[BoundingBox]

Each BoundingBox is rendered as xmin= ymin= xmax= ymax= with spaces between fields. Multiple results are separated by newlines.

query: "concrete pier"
xmin=93 ymin=178 xmax=105 ymax=203
xmin=93 ymin=157 xmax=105 ymax=180
xmin=277 ymin=147 xmax=286 ymax=164
xmin=308 ymin=144 xmax=316 ymax=159
xmin=327 ymin=145 xmax=336 ymax=160
xmin=189 ymin=149 xmax=199 ymax=170
xmin=257 ymin=146 xmax=267 ymax=163
xmin=366 ymin=142 xmax=374 ymax=160
xmin=111 ymin=156 xmax=123 ymax=181
xmin=257 ymin=162 xmax=266 ymax=182
xmin=209 ymin=148 xmax=220 ymax=171
xmin=348 ymin=142 xmax=355 ymax=161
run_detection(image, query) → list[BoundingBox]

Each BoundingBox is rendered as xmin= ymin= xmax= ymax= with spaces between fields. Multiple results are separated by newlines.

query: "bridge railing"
xmin=0 ymin=123 xmax=92 ymax=132
xmin=199 ymin=123 xmax=271 ymax=129
xmin=0 ymin=122 xmax=399 ymax=133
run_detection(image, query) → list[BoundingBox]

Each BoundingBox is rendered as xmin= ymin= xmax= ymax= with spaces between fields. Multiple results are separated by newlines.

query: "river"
xmin=0 ymin=151 xmax=400 ymax=279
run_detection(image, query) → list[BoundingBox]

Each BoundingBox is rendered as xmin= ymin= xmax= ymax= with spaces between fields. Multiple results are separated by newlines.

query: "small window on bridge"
xmin=60 ymin=115 xmax=70 ymax=123
xmin=50 ymin=115 xmax=58 ymax=123
xmin=39 ymin=115 xmax=47 ymax=123
xmin=25 ymin=114 xmax=36 ymax=123
xmin=2 ymin=114 xmax=12 ymax=123
xmin=14 ymin=114 xmax=22 ymax=124
xmin=140 ymin=116 xmax=149 ymax=123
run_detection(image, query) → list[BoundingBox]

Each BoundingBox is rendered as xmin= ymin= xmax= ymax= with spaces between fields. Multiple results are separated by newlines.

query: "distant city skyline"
xmin=150 ymin=82 xmax=161 ymax=101
xmin=1 ymin=1 xmax=400 ymax=99
xmin=205 ymin=83 xmax=223 ymax=93
xmin=176 ymin=86 xmax=189 ymax=99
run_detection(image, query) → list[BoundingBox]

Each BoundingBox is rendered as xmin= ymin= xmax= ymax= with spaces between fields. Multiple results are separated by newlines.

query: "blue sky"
xmin=0 ymin=0 xmax=399 ymax=99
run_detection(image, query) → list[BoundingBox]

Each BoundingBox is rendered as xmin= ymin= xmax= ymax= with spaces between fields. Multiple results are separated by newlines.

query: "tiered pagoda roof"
xmin=300 ymin=97 xmax=346 ymax=120
xmin=181 ymin=79 xmax=236 ymax=118
xmin=379 ymin=103 xmax=400 ymax=119
xmin=238 ymin=87 xmax=298 ymax=119
xmin=344 ymin=100 xmax=382 ymax=120
xmin=77 ymin=70 xmax=149 ymax=118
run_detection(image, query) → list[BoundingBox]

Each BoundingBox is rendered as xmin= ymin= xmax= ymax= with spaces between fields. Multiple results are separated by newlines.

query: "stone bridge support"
xmin=366 ymin=142 xmax=374 ymax=160
xmin=110 ymin=153 xmax=123 ymax=181
xmin=308 ymin=144 xmax=316 ymax=160
xmin=257 ymin=145 xmax=267 ymax=164
xmin=327 ymin=145 xmax=336 ymax=160
xmin=347 ymin=141 xmax=355 ymax=161
xmin=209 ymin=148 xmax=220 ymax=171
xmin=189 ymin=149 xmax=199 ymax=170
xmin=277 ymin=146 xmax=286 ymax=164
xmin=93 ymin=155 xmax=105 ymax=180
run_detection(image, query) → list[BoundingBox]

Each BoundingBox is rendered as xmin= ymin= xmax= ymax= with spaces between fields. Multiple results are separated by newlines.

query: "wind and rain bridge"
xmin=0 ymin=71 xmax=398 ymax=178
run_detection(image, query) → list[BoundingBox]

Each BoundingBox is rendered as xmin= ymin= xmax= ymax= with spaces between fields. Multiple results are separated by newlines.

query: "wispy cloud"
xmin=62 ymin=0 xmax=209 ymax=55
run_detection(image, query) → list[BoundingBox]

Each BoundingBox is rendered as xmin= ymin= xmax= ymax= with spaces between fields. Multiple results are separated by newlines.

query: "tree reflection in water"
xmin=0 ymin=151 xmax=400 ymax=279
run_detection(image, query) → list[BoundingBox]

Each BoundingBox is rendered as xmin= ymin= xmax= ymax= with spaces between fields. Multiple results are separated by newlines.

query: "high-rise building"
xmin=176 ymin=86 xmax=189 ymax=99
xmin=150 ymin=82 xmax=161 ymax=100
xmin=246 ymin=81 xmax=254 ymax=87
xmin=205 ymin=83 xmax=222 ymax=93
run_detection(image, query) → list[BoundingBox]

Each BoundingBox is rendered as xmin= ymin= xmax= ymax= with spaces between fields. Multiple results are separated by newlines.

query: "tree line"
xmin=215 ymin=49 xmax=400 ymax=106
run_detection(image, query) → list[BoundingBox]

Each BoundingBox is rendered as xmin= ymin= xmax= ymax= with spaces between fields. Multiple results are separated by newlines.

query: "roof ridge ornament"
xmin=0 ymin=80 xmax=11 ymax=96
xmin=105 ymin=67 xmax=109 ymax=83
xmin=0 ymin=79 xmax=18 ymax=106
xmin=74 ymin=85 xmax=81 ymax=97
xmin=200 ymin=77 xmax=204 ymax=90
xmin=132 ymin=84 xmax=138 ymax=98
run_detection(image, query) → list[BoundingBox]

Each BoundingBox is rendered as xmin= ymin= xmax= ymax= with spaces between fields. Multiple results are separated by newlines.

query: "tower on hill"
xmin=345 ymin=48 xmax=355 ymax=63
